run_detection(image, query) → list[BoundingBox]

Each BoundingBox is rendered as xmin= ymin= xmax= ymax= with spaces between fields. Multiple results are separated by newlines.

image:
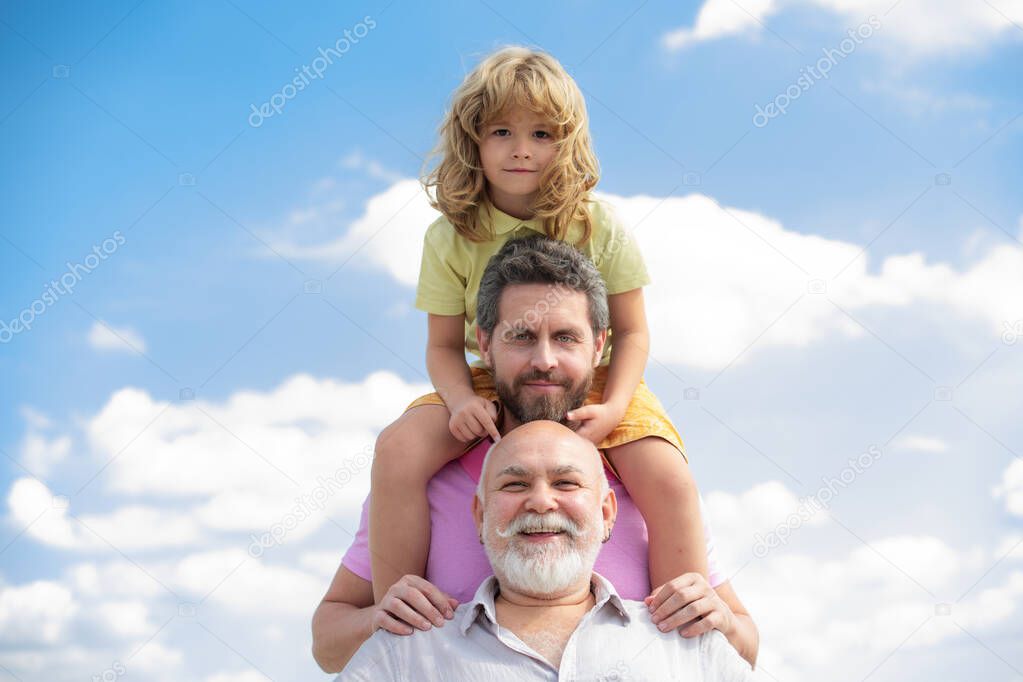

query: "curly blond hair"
xmin=421 ymin=46 xmax=599 ymax=244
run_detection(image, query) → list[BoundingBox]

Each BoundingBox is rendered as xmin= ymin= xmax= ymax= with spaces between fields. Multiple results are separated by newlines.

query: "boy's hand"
xmin=645 ymin=573 xmax=735 ymax=638
xmin=448 ymin=394 xmax=501 ymax=443
xmin=566 ymin=401 xmax=624 ymax=445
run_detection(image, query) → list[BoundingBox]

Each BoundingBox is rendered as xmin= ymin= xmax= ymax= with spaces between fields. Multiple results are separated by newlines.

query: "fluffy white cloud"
xmin=88 ymin=320 xmax=148 ymax=353
xmin=18 ymin=406 xmax=71 ymax=476
xmin=663 ymin=0 xmax=777 ymax=50
xmin=0 ymin=580 xmax=77 ymax=645
xmin=993 ymin=459 xmax=1023 ymax=516
xmin=663 ymin=0 xmax=1023 ymax=57
xmin=89 ymin=600 xmax=155 ymax=638
xmin=6 ymin=478 xmax=203 ymax=551
xmin=297 ymin=180 xmax=1023 ymax=371
xmin=20 ymin=432 xmax=71 ymax=476
xmin=270 ymin=178 xmax=434 ymax=286
xmin=705 ymin=482 xmax=1023 ymax=680
xmin=171 ymin=549 xmax=325 ymax=617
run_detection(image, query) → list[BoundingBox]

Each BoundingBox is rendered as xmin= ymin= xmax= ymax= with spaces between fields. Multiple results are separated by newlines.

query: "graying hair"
xmin=476 ymin=236 xmax=609 ymax=340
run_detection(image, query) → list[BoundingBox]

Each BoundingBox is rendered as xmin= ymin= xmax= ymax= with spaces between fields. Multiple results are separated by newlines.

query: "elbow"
xmin=311 ymin=606 xmax=345 ymax=674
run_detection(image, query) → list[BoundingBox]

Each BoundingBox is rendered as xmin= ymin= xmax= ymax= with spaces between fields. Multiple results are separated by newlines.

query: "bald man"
xmin=337 ymin=421 xmax=757 ymax=681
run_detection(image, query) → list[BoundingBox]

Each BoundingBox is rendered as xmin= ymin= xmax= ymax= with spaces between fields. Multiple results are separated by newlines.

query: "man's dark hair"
xmin=476 ymin=235 xmax=609 ymax=339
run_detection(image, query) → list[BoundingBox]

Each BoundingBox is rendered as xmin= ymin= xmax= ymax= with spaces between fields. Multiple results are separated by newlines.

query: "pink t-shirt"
xmin=342 ymin=438 xmax=726 ymax=603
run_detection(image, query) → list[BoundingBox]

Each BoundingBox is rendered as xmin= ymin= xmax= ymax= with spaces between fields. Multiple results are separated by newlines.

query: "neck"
xmin=487 ymin=187 xmax=537 ymax=221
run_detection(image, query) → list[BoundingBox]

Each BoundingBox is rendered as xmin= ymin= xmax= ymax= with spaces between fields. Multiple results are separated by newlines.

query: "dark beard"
xmin=495 ymin=367 xmax=592 ymax=426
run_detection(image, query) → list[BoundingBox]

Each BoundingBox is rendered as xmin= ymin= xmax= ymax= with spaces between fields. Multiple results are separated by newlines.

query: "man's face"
xmin=472 ymin=423 xmax=616 ymax=599
xmin=478 ymin=284 xmax=606 ymax=427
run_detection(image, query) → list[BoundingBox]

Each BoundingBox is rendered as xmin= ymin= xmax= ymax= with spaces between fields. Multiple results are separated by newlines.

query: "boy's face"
xmin=478 ymin=106 xmax=558 ymax=212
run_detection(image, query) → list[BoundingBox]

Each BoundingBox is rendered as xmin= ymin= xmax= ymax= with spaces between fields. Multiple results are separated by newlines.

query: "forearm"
xmin=603 ymin=328 xmax=649 ymax=409
xmin=426 ymin=344 xmax=475 ymax=406
xmin=724 ymin=612 xmax=759 ymax=667
xmin=311 ymin=600 xmax=375 ymax=673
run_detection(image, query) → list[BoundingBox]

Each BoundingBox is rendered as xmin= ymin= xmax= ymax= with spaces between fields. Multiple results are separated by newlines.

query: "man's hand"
xmin=447 ymin=395 xmax=501 ymax=443
xmin=566 ymin=401 xmax=624 ymax=445
xmin=645 ymin=573 xmax=735 ymax=638
xmin=372 ymin=575 xmax=459 ymax=636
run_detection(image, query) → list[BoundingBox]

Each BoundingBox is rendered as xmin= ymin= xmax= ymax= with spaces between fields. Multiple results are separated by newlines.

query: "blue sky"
xmin=2 ymin=1 xmax=1022 ymax=680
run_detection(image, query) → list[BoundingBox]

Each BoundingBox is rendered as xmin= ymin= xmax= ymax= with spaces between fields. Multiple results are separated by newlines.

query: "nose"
xmin=530 ymin=337 xmax=556 ymax=372
xmin=511 ymin=137 xmax=531 ymax=160
xmin=523 ymin=482 xmax=558 ymax=514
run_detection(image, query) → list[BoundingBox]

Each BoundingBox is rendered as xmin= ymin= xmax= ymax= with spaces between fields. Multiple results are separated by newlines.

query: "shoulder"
xmin=423 ymin=214 xmax=459 ymax=249
xmin=584 ymin=195 xmax=628 ymax=235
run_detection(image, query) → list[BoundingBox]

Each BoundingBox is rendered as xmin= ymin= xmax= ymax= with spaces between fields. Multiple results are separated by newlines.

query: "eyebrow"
xmin=495 ymin=464 xmax=585 ymax=478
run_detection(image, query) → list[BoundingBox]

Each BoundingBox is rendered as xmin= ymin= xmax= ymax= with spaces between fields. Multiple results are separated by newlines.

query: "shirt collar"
xmin=458 ymin=572 xmax=631 ymax=636
xmin=481 ymin=198 xmax=546 ymax=236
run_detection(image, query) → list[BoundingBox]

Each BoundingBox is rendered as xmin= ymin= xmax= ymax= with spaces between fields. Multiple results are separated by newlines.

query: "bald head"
xmin=472 ymin=420 xmax=617 ymax=599
xmin=476 ymin=421 xmax=609 ymax=502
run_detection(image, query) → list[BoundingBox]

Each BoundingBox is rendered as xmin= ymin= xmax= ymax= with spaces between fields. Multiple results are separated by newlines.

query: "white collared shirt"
xmin=337 ymin=573 xmax=758 ymax=681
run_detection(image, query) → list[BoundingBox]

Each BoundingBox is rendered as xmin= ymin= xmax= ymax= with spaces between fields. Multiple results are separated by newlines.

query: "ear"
xmin=592 ymin=328 xmax=608 ymax=367
xmin=476 ymin=326 xmax=493 ymax=368
xmin=601 ymin=487 xmax=617 ymax=531
xmin=472 ymin=492 xmax=484 ymax=535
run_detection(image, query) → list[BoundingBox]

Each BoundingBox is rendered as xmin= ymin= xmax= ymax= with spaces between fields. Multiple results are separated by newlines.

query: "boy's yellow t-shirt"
xmin=415 ymin=197 xmax=651 ymax=368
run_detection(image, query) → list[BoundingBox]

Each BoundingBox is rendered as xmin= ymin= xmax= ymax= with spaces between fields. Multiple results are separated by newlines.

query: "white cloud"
xmin=340 ymin=150 xmax=405 ymax=184
xmin=89 ymin=600 xmax=155 ymax=638
xmin=129 ymin=641 xmax=183 ymax=672
xmin=270 ymin=178 xmax=434 ymax=285
xmin=172 ymin=549 xmax=324 ymax=617
xmin=663 ymin=0 xmax=1023 ymax=57
xmin=68 ymin=560 xmax=167 ymax=599
xmin=88 ymin=321 xmax=147 ymax=353
xmin=894 ymin=435 xmax=949 ymax=453
xmin=0 ymin=580 xmax=77 ymax=645
xmin=7 ymin=478 xmax=203 ymax=551
xmin=705 ymin=482 xmax=1023 ymax=679
xmin=297 ymin=180 xmax=1023 ymax=371
xmin=18 ymin=406 xmax=72 ymax=476
xmin=993 ymin=459 xmax=1023 ymax=516
xmin=859 ymin=79 xmax=992 ymax=118
xmin=19 ymin=405 xmax=54 ymax=430
xmin=20 ymin=432 xmax=71 ymax=476
xmin=663 ymin=0 xmax=777 ymax=51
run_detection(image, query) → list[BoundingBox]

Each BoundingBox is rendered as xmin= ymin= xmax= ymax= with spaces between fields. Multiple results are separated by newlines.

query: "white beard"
xmin=483 ymin=507 xmax=605 ymax=598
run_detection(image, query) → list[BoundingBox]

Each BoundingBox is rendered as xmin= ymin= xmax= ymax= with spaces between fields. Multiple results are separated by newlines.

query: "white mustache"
xmin=496 ymin=512 xmax=582 ymax=539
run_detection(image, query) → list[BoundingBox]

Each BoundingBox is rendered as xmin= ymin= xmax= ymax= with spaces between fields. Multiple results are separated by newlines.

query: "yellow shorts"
xmin=404 ymin=364 xmax=687 ymax=468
